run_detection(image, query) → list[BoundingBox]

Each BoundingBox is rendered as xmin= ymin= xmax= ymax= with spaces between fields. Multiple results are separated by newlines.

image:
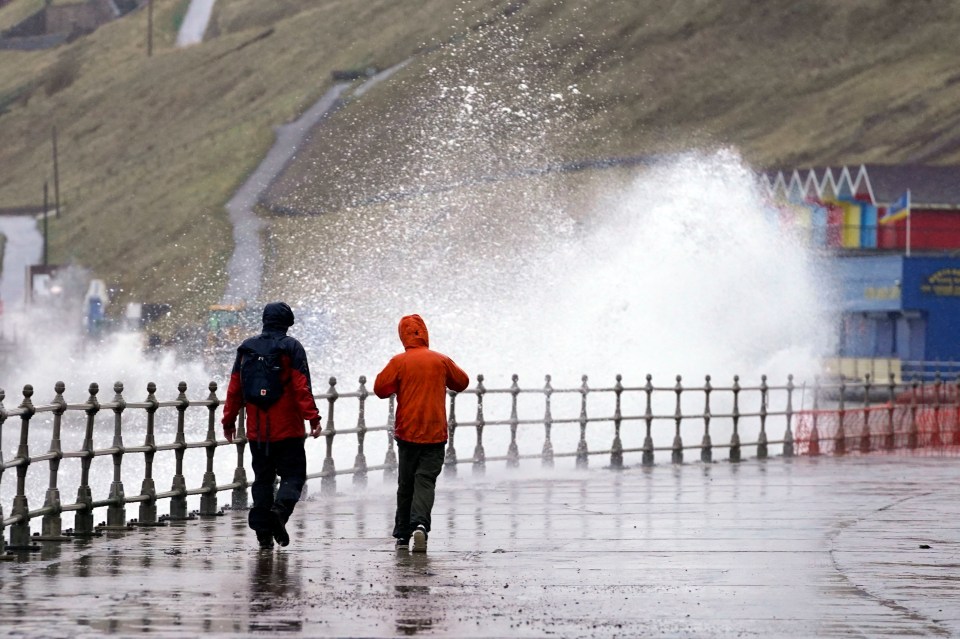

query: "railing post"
xmin=809 ymin=376 xmax=821 ymax=456
xmin=835 ymin=378 xmax=847 ymax=456
xmin=73 ymin=383 xmax=99 ymax=536
xmin=672 ymin=375 xmax=683 ymax=464
xmin=0 ymin=388 xmax=10 ymax=560
xmin=473 ymin=375 xmax=487 ymax=474
xmin=611 ymin=374 xmax=624 ymax=469
xmin=105 ymin=382 xmax=128 ymax=529
xmin=353 ymin=376 xmax=368 ymax=488
xmin=40 ymin=382 xmax=69 ymax=540
xmin=321 ymin=377 xmax=338 ymax=496
xmin=199 ymin=381 xmax=220 ymax=516
xmin=139 ymin=382 xmax=160 ymax=524
xmin=576 ymin=375 xmax=589 ymax=469
xmin=541 ymin=375 xmax=554 ymax=468
xmin=444 ymin=388 xmax=458 ymax=477
xmin=908 ymin=379 xmax=919 ymax=449
xmin=885 ymin=374 xmax=896 ymax=451
xmin=507 ymin=375 xmax=520 ymax=468
xmin=700 ymin=375 xmax=712 ymax=463
xmin=931 ymin=374 xmax=943 ymax=448
xmin=383 ymin=395 xmax=397 ymax=481
xmin=9 ymin=385 xmax=36 ymax=548
xmin=169 ymin=381 xmax=190 ymax=521
xmin=783 ymin=374 xmax=795 ymax=457
xmin=757 ymin=375 xmax=769 ymax=459
xmin=860 ymin=375 xmax=872 ymax=454
xmin=642 ymin=375 xmax=654 ymax=466
xmin=729 ymin=376 xmax=741 ymax=463
xmin=953 ymin=376 xmax=960 ymax=446
xmin=231 ymin=404 xmax=249 ymax=509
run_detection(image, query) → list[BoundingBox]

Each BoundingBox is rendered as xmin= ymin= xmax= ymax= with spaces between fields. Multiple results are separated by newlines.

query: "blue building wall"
xmin=835 ymin=255 xmax=960 ymax=363
xmin=901 ymin=257 xmax=960 ymax=363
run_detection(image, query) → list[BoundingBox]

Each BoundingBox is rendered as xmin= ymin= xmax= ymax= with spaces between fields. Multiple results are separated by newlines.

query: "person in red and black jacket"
xmin=221 ymin=302 xmax=322 ymax=550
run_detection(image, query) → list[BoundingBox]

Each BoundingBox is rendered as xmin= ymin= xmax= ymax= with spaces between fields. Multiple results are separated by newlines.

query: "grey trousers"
xmin=393 ymin=440 xmax=445 ymax=539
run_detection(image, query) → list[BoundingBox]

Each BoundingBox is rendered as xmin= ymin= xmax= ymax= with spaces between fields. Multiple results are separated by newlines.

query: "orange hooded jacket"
xmin=374 ymin=315 xmax=469 ymax=444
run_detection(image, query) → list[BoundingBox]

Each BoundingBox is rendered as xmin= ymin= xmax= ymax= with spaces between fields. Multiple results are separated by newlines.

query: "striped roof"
xmin=760 ymin=164 xmax=960 ymax=208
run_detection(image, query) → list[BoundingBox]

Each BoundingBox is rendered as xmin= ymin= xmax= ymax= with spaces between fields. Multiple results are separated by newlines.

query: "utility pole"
xmin=51 ymin=126 xmax=61 ymax=219
xmin=43 ymin=182 xmax=49 ymax=266
xmin=147 ymin=0 xmax=153 ymax=57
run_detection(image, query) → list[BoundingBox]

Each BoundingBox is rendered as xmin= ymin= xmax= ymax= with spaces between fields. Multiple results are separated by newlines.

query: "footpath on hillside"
xmin=1 ymin=456 xmax=958 ymax=637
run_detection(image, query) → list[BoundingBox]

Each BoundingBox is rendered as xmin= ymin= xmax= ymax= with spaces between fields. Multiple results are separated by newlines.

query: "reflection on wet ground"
xmin=0 ymin=456 xmax=958 ymax=637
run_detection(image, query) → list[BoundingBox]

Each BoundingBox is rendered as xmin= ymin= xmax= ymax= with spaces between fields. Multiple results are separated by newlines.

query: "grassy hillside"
xmin=0 ymin=0 xmax=508 ymax=325
xmin=2 ymin=0 xmax=960 ymax=333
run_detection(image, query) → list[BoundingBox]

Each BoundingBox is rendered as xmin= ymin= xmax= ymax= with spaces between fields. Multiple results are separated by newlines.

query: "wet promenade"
xmin=1 ymin=455 xmax=958 ymax=638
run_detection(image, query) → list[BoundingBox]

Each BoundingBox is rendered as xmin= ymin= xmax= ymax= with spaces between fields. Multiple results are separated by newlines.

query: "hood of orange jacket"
xmin=399 ymin=314 xmax=429 ymax=350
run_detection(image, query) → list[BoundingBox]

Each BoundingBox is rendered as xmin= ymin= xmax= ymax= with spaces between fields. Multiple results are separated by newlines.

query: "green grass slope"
xmin=2 ymin=0 xmax=960 ymax=331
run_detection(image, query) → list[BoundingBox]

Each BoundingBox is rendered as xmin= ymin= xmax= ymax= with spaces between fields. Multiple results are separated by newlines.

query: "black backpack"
xmin=239 ymin=336 xmax=285 ymax=409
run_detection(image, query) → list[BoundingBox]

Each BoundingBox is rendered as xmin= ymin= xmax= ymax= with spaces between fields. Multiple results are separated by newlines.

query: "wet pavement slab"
xmin=1 ymin=456 xmax=959 ymax=637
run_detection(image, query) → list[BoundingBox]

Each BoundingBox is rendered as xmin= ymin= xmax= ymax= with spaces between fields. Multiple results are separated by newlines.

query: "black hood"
xmin=262 ymin=302 xmax=295 ymax=333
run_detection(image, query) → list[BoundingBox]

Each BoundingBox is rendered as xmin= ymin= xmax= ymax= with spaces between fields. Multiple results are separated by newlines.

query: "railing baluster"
xmin=169 ymin=382 xmax=190 ymax=521
xmin=885 ymin=374 xmax=896 ymax=451
xmin=700 ymin=375 xmax=712 ymax=463
xmin=444 ymin=388 xmax=458 ymax=477
xmin=507 ymin=375 xmax=520 ymax=468
xmin=757 ymin=375 xmax=768 ymax=459
xmin=353 ymin=376 xmax=368 ymax=487
xmin=860 ymin=375 xmax=872 ymax=454
xmin=105 ymin=382 xmax=128 ymax=529
xmin=9 ymin=385 xmax=36 ymax=548
xmin=576 ymin=375 xmax=589 ymax=469
xmin=231 ymin=394 xmax=249 ymax=509
xmin=908 ymin=379 xmax=919 ymax=449
xmin=932 ymin=374 xmax=943 ymax=448
xmin=383 ymin=395 xmax=397 ymax=480
xmin=783 ymin=374 xmax=795 ymax=457
xmin=611 ymin=374 xmax=623 ymax=469
xmin=835 ymin=378 xmax=847 ymax=456
xmin=672 ymin=376 xmax=683 ymax=464
xmin=40 ymin=382 xmax=69 ymax=540
xmin=0 ymin=388 xmax=9 ymax=560
xmin=139 ymin=383 xmax=160 ymax=524
xmin=321 ymin=377 xmax=338 ymax=496
xmin=473 ymin=375 xmax=486 ymax=474
xmin=74 ymin=383 xmax=99 ymax=536
xmin=954 ymin=376 xmax=960 ymax=446
xmin=642 ymin=374 xmax=654 ymax=466
xmin=200 ymin=381 xmax=220 ymax=516
xmin=729 ymin=376 xmax=741 ymax=463
xmin=541 ymin=375 xmax=554 ymax=468
xmin=809 ymin=376 xmax=820 ymax=456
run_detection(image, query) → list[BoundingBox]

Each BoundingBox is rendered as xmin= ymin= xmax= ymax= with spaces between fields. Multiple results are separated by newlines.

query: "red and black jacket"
xmin=221 ymin=327 xmax=321 ymax=443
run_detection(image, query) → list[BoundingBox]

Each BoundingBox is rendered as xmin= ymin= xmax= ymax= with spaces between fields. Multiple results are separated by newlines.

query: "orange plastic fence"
xmin=794 ymin=404 xmax=960 ymax=456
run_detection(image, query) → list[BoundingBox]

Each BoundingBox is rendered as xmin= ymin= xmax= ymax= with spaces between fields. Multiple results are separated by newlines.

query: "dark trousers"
xmin=393 ymin=440 xmax=446 ymax=540
xmin=248 ymin=437 xmax=306 ymax=531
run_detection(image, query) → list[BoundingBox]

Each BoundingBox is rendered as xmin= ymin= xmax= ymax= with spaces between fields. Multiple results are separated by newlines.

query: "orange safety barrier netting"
xmin=794 ymin=404 xmax=960 ymax=456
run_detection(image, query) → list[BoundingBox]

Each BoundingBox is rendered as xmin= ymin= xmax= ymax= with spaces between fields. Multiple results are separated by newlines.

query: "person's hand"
xmin=309 ymin=418 xmax=322 ymax=439
xmin=223 ymin=423 xmax=236 ymax=443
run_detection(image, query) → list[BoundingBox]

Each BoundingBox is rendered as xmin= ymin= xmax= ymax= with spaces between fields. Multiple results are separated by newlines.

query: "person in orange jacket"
xmin=374 ymin=314 xmax=469 ymax=552
xmin=222 ymin=302 xmax=322 ymax=550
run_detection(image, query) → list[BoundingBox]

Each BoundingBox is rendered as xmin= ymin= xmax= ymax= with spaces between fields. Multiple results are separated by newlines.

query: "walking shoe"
xmin=411 ymin=525 xmax=427 ymax=553
xmin=396 ymin=537 xmax=409 ymax=550
xmin=256 ymin=530 xmax=274 ymax=550
xmin=269 ymin=508 xmax=290 ymax=547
